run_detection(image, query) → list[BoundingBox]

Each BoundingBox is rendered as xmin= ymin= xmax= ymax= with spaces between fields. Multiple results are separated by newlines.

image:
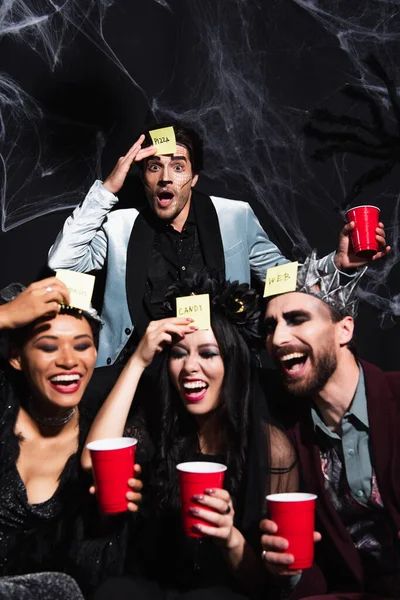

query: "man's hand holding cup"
xmin=260 ymin=518 xmax=321 ymax=577
xmin=261 ymin=492 xmax=321 ymax=577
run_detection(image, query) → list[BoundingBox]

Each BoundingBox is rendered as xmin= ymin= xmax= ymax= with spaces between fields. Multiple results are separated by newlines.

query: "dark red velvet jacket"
xmin=264 ymin=360 xmax=400 ymax=598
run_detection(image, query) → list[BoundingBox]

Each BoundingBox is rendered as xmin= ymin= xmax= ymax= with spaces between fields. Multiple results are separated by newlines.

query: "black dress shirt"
xmin=143 ymin=201 xmax=205 ymax=320
xmin=117 ymin=201 xmax=205 ymax=363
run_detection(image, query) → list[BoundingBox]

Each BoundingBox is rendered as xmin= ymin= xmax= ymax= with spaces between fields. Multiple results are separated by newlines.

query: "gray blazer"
xmin=48 ymin=181 xmax=336 ymax=366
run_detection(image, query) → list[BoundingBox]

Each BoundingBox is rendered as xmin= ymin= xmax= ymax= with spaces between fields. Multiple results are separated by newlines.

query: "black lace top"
xmin=124 ymin=409 xmax=298 ymax=597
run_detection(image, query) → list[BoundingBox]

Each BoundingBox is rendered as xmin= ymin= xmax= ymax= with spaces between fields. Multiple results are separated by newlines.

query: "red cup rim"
xmin=176 ymin=461 xmax=227 ymax=474
xmin=86 ymin=437 xmax=138 ymax=451
xmin=345 ymin=205 xmax=380 ymax=215
xmin=266 ymin=492 xmax=317 ymax=502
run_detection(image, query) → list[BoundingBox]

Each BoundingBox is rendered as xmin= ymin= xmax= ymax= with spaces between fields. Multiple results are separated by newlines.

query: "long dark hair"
xmin=150 ymin=275 xmax=261 ymax=515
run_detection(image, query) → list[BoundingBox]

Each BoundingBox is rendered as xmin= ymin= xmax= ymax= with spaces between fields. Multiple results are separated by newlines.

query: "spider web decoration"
xmin=304 ymin=55 xmax=400 ymax=209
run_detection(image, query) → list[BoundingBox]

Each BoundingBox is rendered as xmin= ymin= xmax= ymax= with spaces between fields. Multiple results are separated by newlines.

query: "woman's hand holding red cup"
xmin=126 ymin=466 xmax=143 ymax=512
xmin=189 ymin=488 xmax=239 ymax=548
xmin=89 ymin=463 xmax=143 ymax=513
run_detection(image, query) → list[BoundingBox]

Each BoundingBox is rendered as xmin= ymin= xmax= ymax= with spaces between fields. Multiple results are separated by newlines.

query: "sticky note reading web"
xmin=56 ymin=270 xmax=95 ymax=310
xmin=263 ymin=262 xmax=299 ymax=298
xmin=176 ymin=294 xmax=210 ymax=330
xmin=149 ymin=126 xmax=176 ymax=155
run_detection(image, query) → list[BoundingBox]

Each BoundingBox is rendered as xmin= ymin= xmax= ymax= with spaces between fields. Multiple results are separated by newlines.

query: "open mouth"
xmin=49 ymin=373 xmax=82 ymax=393
xmin=182 ymin=380 xmax=209 ymax=402
xmin=157 ymin=191 xmax=174 ymax=207
xmin=278 ymin=351 xmax=308 ymax=377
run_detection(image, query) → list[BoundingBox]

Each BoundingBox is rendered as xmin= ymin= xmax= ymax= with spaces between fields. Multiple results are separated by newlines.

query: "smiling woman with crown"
xmin=0 ymin=277 xmax=142 ymax=598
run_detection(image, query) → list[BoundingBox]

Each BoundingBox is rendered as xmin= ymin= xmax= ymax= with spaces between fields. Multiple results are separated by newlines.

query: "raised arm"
xmin=48 ymin=136 xmax=156 ymax=273
xmin=0 ymin=277 xmax=70 ymax=329
xmin=244 ymin=202 xmax=336 ymax=279
xmin=81 ymin=317 xmax=197 ymax=471
xmin=245 ymin=204 xmax=390 ymax=282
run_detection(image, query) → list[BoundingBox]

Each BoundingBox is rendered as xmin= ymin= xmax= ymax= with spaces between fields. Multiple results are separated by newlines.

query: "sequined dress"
xmin=0 ymin=373 xmax=129 ymax=596
xmin=0 ymin=572 xmax=84 ymax=600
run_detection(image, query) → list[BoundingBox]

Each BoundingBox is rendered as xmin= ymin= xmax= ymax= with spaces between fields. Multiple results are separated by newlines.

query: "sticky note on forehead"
xmin=149 ymin=126 xmax=176 ymax=156
xmin=176 ymin=294 xmax=210 ymax=330
xmin=56 ymin=270 xmax=95 ymax=310
xmin=263 ymin=262 xmax=298 ymax=298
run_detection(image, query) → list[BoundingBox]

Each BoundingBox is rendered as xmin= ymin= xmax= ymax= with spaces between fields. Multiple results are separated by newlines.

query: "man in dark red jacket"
xmin=259 ymin=281 xmax=400 ymax=599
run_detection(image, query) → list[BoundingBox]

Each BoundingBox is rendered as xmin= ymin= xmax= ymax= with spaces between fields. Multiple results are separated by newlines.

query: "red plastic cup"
xmin=86 ymin=437 xmax=137 ymax=514
xmin=345 ymin=205 xmax=380 ymax=258
xmin=267 ymin=492 xmax=317 ymax=570
xmin=177 ymin=461 xmax=227 ymax=538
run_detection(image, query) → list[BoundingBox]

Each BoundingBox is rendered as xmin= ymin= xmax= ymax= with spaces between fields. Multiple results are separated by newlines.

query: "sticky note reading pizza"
xmin=176 ymin=294 xmax=210 ymax=330
xmin=56 ymin=270 xmax=95 ymax=310
xmin=149 ymin=126 xmax=176 ymax=156
xmin=263 ymin=262 xmax=298 ymax=298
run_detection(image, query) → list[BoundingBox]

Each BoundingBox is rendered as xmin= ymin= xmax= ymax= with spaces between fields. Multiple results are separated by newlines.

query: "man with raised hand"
xmin=260 ymin=254 xmax=400 ymax=600
xmin=48 ymin=123 xmax=389 ymax=367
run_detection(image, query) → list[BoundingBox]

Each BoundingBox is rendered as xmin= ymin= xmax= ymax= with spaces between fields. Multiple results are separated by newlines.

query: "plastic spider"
xmin=304 ymin=55 xmax=400 ymax=209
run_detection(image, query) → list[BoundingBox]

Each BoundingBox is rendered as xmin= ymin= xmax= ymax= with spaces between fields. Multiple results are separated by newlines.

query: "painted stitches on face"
xmin=143 ymin=144 xmax=198 ymax=229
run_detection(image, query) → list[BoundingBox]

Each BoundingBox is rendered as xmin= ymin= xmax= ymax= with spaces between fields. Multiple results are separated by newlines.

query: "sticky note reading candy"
xmin=176 ymin=294 xmax=210 ymax=330
xmin=149 ymin=126 xmax=176 ymax=156
xmin=263 ymin=262 xmax=299 ymax=298
xmin=56 ymin=270 xmax=95 ymax=310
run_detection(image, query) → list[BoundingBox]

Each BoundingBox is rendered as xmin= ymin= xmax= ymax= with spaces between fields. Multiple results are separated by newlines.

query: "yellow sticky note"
xmin=149 ymin=126 xmax=176 ymax=155
xmin=263 ymin=262 xmax=298 ymax=298
xmin=56 ymin=270 xmax=95 ymax=311
xmin=176 ymin=294 xmax=210 ymax=330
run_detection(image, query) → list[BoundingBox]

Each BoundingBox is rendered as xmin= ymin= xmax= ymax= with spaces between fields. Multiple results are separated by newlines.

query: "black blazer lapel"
xmin=125 ymin=210 xmax=155 ymax=336
xmin=192 ymin=190 xmax=226 ymax=278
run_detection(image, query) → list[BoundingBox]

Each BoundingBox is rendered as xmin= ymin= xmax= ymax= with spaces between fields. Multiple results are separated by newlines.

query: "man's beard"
xmin=280 ymin=349 xmax=337 ymax=397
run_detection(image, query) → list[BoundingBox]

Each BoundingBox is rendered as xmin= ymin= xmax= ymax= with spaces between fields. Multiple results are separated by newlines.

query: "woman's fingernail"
xmin=186 ymin=318 xmax=194 ymax=322
xmin=205 ymin=488 xmax=215 ymax=494
xmin=190 ymin=326 xmax=198 ymax=331
xmin=192 ymin=494 xmax=204 ymax=501
xmin=190 ymin=507 xmax=200 ymax=515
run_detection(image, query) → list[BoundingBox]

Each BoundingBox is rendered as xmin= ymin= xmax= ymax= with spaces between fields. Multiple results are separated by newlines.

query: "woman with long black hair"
xmin=84 ymin=275 xmax=298 ymax=600
xmin=0 ymin=278 xmax=142 ymax=598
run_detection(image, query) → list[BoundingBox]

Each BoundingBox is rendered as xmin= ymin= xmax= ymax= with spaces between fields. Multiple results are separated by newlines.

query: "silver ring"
xmin=45 ymin=286 xmax=52 ymax=292
xmin=223 ymin=504 xmax=231 ymax=515
xmin=261 ymin=550 xmax=267 ymax=561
